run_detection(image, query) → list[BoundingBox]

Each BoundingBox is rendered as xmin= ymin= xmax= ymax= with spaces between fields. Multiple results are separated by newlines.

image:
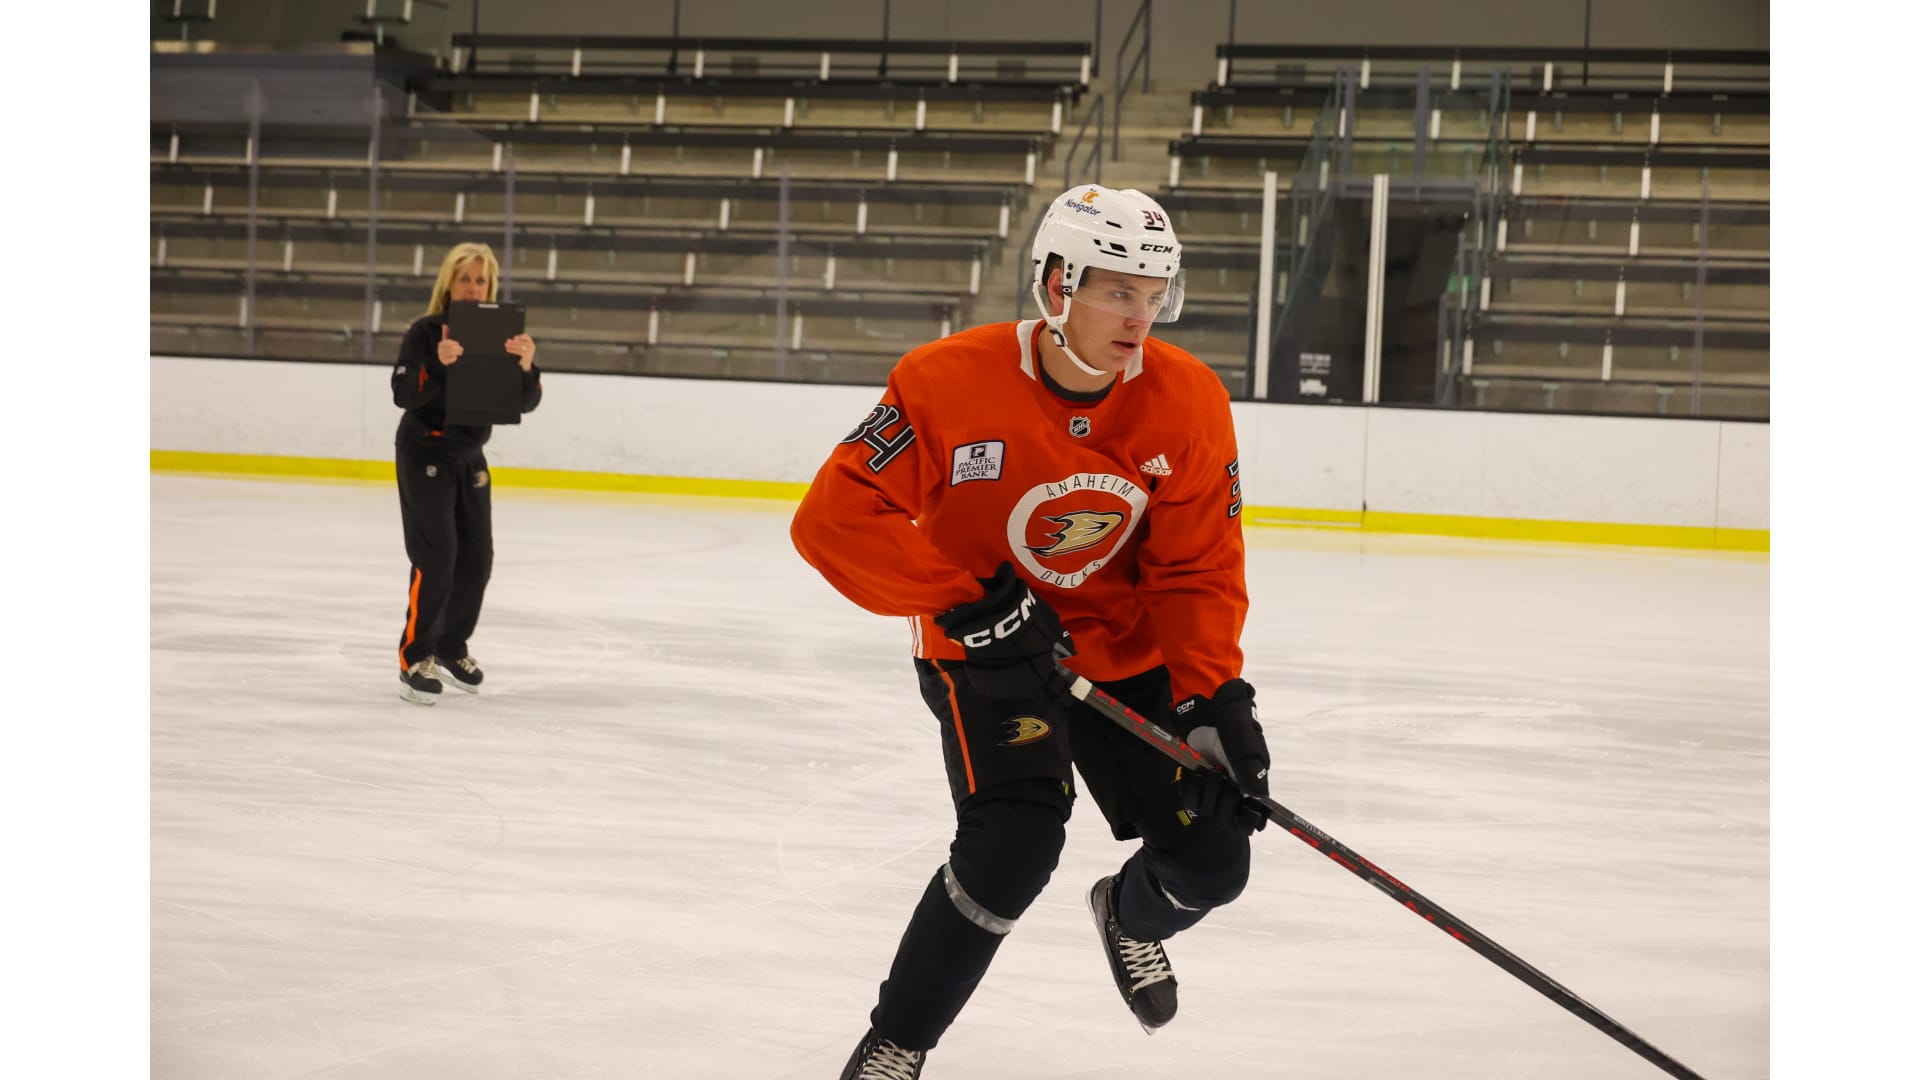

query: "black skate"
xmin=839 ymin=1028 xmax=925 ymax=1080
xmin=434 ymin=655 xmax=484 ymax=693
xmin=399 ymin=659 xmax=442 ymax=705
xmin=1088 ymin=874 xmax=1178 ymax=1032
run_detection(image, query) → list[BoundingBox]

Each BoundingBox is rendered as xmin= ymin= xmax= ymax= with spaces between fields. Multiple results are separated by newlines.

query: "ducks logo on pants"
xmin=1000 ymin=716 xmax=1052 ymax=746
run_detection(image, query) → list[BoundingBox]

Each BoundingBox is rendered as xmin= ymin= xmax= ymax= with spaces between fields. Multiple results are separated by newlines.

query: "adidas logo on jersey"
xmin=1138 ymin=454 xmax=1173 ymax=477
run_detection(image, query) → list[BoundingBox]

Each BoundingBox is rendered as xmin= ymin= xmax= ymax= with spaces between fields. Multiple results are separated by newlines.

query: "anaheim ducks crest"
xmin=1000 ymin=716 xmax=1052 ymax=746
xmin=1007 ymin=472 xmax=1150 ymax=589
xmin=1028 ymin=511 xmax=1126 ymax=558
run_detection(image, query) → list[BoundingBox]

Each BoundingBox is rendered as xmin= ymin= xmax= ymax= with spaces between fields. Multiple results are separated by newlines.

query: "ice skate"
xmin=839 ymin=1028 xmax=925 ymax=1079
xmin=1088 ymin=874 xmax=1178 ymax=1032
xmin=399 ymin=659 xmax=442 ymax=705
xmin=434 ymin=654 xmax=484 ymax=693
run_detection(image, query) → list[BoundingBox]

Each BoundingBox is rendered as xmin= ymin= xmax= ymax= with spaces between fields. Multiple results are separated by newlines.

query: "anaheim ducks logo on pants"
xmin=1008 ymin=472 xmax=1150 ymax=589
xmin=1000 ymin=716 xmax=1052 ymax=746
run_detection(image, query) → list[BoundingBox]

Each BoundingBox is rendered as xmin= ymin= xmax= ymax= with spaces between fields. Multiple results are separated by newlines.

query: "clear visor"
xmin=1065 ymin=269 xmax=1186 ymax=324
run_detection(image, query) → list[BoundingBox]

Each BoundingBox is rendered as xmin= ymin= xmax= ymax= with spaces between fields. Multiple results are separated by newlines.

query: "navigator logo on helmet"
xmin=1029 ymin=184 xmax=1187 ymax=378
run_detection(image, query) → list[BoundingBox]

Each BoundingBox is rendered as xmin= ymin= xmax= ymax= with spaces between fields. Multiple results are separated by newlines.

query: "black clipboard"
xmin=444 ymin=301 xmax=528 ymax=425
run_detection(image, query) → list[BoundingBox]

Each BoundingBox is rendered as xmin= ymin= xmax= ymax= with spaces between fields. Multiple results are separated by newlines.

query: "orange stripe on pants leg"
xmin=936 ymin=665 xmax=977 ymax=795
xmin=399 ymin=567 xmax=423 ymax=670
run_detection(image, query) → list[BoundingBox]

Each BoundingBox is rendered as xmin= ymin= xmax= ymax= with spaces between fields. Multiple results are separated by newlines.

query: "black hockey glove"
xmin=1171 ymin=763 xmax=1252 ymax=833
xmin=934 ymin=561 xmax=1075 ymax=702
xmin=1173 ymin=678 xmax=1270 ymax=834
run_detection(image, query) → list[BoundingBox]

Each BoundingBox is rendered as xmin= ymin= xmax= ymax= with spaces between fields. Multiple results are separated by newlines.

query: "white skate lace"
xmin=453 ymin=657 xmax=479 ymax=675
xmin=857 ymin=1039 xmax=924 ymax=1080
xmin=1118 ymin=935 xmax=1174 ymax=991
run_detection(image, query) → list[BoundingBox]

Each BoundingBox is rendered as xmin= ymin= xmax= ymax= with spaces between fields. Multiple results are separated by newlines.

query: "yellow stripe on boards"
xmin=150 ymin=451 xmax=392 ymax=482
xmin=149 ymin=451 xmax=809 ymax=501
xmin=488 ymin=466 xmax=810 ymax=501
xmin=150 ymin=452 xmax=1767 ymax=553
xmin=1243 ymin=500 xmax=1765 ymax=551
xmin=1710 ymin=529 xmax=1770 ymax=554
xmin=1243 ymin=506 xmax=1364 ymax=530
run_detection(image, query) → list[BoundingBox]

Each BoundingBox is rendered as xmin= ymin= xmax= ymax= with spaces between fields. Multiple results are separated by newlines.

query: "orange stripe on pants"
xmin=936 ymin=665 xmax=977 ymax=795
xmin=398 ymin=567 xmax=423 ymax=669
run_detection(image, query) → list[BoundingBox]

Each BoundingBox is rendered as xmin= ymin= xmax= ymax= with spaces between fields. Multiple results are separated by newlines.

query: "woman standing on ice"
xmin=389 ymin=242 xmax=541 ymax=705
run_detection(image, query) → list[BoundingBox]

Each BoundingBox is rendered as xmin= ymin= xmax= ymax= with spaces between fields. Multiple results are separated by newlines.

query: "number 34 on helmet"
xmin=1029 ymin=185 xmax=1187 ymax=326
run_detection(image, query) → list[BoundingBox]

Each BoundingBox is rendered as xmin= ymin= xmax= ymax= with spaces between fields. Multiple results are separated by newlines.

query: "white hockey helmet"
xmin=1030 ymin=184 xmax=1186 ymax=326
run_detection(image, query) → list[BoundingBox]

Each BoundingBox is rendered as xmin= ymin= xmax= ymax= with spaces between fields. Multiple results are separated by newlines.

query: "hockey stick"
xmin=1057 ymin=665 xmax=1708 ymax=1080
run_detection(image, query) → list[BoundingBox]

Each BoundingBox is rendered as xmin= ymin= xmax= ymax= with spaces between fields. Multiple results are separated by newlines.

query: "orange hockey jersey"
xmin=790 ymin=320 xmax=1248 ymax=703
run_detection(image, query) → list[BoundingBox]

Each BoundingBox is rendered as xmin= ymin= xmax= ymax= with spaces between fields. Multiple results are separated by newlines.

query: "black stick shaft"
xmin=1060 ymin=671 xmax=1707 ymax=1080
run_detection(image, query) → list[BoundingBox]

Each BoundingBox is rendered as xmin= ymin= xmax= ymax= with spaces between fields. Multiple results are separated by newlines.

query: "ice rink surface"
xmin=151 ymin=473 xmax=1768 ymax=1079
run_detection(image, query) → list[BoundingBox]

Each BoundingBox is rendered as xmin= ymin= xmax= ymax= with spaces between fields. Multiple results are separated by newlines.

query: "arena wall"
xmin=150 ymin=355 xmax=1768 ymax=550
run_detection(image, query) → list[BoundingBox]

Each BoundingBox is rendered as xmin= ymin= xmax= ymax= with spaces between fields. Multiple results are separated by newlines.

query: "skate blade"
xmin=399 ymin=686 xmax=439 ymax=706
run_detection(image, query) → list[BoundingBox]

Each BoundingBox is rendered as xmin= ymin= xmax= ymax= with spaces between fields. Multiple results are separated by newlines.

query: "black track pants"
xmin=395 ymin=443 xmax=493 ymax=669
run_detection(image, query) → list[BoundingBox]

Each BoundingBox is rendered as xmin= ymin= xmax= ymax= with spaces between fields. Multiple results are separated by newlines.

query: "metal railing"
xmin=1111 ymin=0 xmax=1152 ymax=161
xmin=1253 ymin=75 xmax=1345 ymax=397
xmin=1438 ymin=69 xmax=1512 ymax=403
xmin=1064 ymin=95 xmax=1106 ymax=189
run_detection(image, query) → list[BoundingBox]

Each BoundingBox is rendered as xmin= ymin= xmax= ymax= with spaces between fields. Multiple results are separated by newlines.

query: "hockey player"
xmin=391 ymin=242 xmax=542 ymax=704
xmin=790 ymin=185 xmax=1272 ymax=1078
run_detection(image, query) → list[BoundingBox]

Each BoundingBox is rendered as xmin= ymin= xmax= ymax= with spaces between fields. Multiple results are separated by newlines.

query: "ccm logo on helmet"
xmin=961 ymin=590 xmax=1039 ymax=648
xmin=1140 ymin=242 xmax=1176 ymax=253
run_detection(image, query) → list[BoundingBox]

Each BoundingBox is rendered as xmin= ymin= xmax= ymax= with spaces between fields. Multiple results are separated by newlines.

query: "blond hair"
xmin=425 ymin=242 xmax=501 ymax=315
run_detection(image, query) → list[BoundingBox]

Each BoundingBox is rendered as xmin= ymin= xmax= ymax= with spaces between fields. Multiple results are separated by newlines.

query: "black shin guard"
xmin=869 ymin=870 xmax=1007 ymax=1051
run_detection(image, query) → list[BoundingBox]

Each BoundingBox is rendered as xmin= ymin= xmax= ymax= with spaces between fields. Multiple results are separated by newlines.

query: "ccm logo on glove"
xmin=960 ymin=591 xmax=1040 ymax=649
xmin=935 ymin=561 xmax=1075 ymax=701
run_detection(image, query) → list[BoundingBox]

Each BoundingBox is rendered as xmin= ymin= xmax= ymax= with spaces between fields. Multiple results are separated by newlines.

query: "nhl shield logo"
xmin=1069 ymin=416 xmax=1092 ymax=438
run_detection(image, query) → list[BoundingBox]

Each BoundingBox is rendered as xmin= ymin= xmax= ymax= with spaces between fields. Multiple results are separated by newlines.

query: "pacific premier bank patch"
xmin=951 ymin=440 xmax=1006 ymax=485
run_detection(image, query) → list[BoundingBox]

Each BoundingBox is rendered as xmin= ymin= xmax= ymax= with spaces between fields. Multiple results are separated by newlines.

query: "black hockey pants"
xmin=866 ymin=662 xmax=1252 ymax=1050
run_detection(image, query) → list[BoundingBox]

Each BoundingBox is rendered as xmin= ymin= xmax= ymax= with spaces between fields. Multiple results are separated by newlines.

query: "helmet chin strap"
xmin=1033 ymin=283 xmax=1109 ymax=378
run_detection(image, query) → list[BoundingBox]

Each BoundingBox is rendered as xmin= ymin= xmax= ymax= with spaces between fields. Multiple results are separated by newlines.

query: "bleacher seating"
xmin=1209 ymin=44 xmax=1767 ymax=95
xmin=149 ymin=34 xmax=1767 ymax=418
xmin=151 ymin=162 xmax=1020 ymax=239
xmin=151 ymin=264 xmax=958 ymax=384
xmin=419 ymin=75 xmax=1078 ymax=135
xmin=442 ymin=34 xmax=1095 ymax=86
xmin=1151 ymin=43 xmax=1769 ymax=419
xmin=154 ymin=120 xmax=1052 ymax=185
xmin=150 ymin=34 xmax=1099 ymax=381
